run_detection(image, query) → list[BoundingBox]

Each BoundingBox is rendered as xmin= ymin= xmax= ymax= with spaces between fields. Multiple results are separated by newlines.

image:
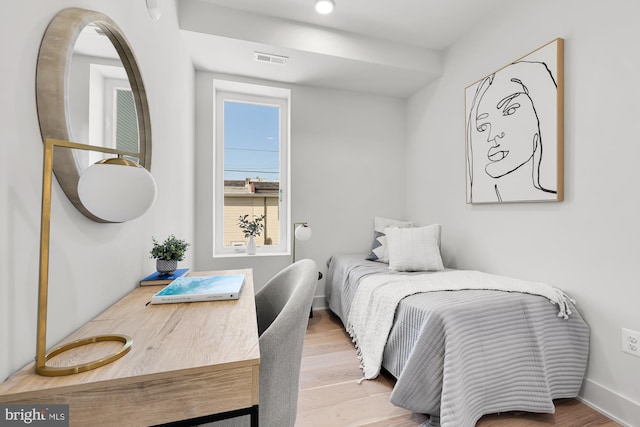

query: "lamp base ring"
xmin=36 ymin=334 xmax=132 ymax=377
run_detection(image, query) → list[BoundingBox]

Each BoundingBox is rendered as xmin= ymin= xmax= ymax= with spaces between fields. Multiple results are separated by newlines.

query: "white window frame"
xmin=213 ymin=79 xmax=291 ymax=257
xmin=87 ymin=64 xmax=131 ymax=166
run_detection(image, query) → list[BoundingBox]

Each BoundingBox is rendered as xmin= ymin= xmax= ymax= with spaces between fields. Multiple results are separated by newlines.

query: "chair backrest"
xmin=255 ymin=259 xmax=317 ymax=427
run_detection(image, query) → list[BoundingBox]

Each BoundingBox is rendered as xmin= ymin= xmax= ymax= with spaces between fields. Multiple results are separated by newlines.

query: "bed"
xmin=325 ymin=252 xmax=590 ymax=427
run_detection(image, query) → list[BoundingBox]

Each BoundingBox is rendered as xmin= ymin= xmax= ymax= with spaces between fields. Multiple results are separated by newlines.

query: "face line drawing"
xmin=478 ymin=92 xmax=525 ymax=170
xmin=477 ymin=80 xmax=538 ymax=177
xmin=466 ymin=60 xmax=558 ymax=202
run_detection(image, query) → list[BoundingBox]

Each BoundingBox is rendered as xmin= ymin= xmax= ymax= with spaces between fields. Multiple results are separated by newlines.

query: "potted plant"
xmin=150 ymin=235 xmax=190 ymax=275
xmin=237 ymin=214 xmax=265 ymax=255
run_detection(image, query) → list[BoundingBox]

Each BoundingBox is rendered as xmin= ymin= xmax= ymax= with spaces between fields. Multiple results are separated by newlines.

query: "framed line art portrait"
xmin=465 ymin=38 xmax=564 ymax=204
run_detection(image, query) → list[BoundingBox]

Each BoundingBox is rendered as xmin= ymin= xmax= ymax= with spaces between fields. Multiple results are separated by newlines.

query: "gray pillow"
xmin=366 ymin=216 xmax=414 ymax=263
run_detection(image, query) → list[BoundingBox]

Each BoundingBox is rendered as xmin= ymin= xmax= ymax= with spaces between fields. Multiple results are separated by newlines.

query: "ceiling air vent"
xmin=254 ymin=52 xmax=289 ymax=65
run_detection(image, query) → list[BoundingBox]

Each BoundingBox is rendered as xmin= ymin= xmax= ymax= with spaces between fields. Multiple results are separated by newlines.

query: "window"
xmin=86 ymin=64 xmax=139 ymax=165
xmin=213 ymin=80 xmax=290 ymax=256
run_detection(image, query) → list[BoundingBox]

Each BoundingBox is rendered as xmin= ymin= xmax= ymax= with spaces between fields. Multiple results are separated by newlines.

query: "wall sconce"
xmin=36 ymin=138 xmax=157 ymax=376
xmin=292 ymin=222 xmax=312 ymax=263
xmin=146 ymin=0 xmax=162 ymax=20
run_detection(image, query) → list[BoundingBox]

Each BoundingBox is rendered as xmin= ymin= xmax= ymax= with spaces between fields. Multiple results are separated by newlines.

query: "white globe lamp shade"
xmin=78 ymin=160 xmax=157 ymax=222
xmin=295 ymin=224 xmax=313 ymax=241
xmin=315 ymin=0 xmax=335 ymax=14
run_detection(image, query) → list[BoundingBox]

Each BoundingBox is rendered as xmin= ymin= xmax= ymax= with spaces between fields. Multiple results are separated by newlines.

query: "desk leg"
xmin=250 ymin=405 xmax=259 ymax=427
xmin=153 ymin=405 xmax=259 ymax=426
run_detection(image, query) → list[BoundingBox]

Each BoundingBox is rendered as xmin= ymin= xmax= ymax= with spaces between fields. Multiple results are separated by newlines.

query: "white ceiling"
xmin=178 ymin=0 xmax=510 ymax=97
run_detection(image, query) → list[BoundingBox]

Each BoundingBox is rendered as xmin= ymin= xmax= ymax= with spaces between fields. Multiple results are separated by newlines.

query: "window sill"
xmin=213 ymin=251 xmax=291 ymax=259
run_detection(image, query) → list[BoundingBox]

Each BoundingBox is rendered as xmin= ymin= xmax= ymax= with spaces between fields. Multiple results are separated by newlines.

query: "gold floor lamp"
xmin=36 ymin=138 xmax=156 ymax=376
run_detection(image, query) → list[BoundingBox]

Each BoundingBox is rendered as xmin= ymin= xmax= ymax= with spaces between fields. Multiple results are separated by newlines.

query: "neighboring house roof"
xmin=224 ymin=179 xmax=279 ymax=195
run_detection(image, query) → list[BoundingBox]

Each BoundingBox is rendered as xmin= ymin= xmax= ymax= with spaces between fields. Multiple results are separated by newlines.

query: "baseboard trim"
xmin=311 ymin=295 xmax=327 ymax=311
xmin=579 ymin=378 xmax=640 ymax=427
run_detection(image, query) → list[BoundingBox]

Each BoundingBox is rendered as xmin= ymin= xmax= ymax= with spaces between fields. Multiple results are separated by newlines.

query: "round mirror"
xmin=36 ymin=8 xmax=152 ymax=222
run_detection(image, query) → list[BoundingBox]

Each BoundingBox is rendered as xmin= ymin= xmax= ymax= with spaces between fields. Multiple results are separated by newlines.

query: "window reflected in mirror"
xmin=70 ymin=23 xmax=139 ymax=172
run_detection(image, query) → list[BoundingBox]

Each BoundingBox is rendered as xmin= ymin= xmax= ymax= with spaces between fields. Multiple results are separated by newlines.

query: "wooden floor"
xmin=296 ymin=309 xmax=619 ymax=427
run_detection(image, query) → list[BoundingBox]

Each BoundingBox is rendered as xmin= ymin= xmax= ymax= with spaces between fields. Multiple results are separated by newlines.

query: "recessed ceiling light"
xmin=315 ymin=0 xmax=335 ymax=15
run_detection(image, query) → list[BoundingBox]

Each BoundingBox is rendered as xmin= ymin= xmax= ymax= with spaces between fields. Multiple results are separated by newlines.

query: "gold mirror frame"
xmin=36 ymin=8 xmax=152 ymax=222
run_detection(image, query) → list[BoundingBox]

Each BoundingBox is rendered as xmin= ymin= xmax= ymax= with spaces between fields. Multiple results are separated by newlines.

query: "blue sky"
xmin=223 ymin=101 xmax=280 ymax=181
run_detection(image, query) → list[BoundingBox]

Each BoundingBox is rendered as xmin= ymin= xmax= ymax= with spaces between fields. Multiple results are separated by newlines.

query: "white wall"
xmin=0 ymin=0 xmax=194 ymax=382
xmin=194 ymin=71 xmax=407 ymax=301
xmin=7 ymin=0 xmax=634 ymax=423
xmin=405 ymin=0 xmax=640 ymax=424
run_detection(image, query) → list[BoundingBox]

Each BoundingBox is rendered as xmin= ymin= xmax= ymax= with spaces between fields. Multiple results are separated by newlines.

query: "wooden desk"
xmin=0 ymin=270 xmax=260 ymax=427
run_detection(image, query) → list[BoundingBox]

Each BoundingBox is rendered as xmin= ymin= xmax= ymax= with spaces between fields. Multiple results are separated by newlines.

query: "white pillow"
xmin=386 ymin=224 xmax=444 ymax=272
xmin=367 ymin=217 xmax=414 ymax=263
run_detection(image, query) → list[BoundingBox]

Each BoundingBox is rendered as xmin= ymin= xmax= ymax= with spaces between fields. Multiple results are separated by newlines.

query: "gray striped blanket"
xmin=326 ymin=254 xmax=589 ymax=427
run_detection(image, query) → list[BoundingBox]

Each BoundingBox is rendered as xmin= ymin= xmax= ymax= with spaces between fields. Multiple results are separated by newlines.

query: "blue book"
xmin=139 ymin=268 xmax=189 ymax=286
xmin=150 ymin=274 xmax=246 ymax=304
